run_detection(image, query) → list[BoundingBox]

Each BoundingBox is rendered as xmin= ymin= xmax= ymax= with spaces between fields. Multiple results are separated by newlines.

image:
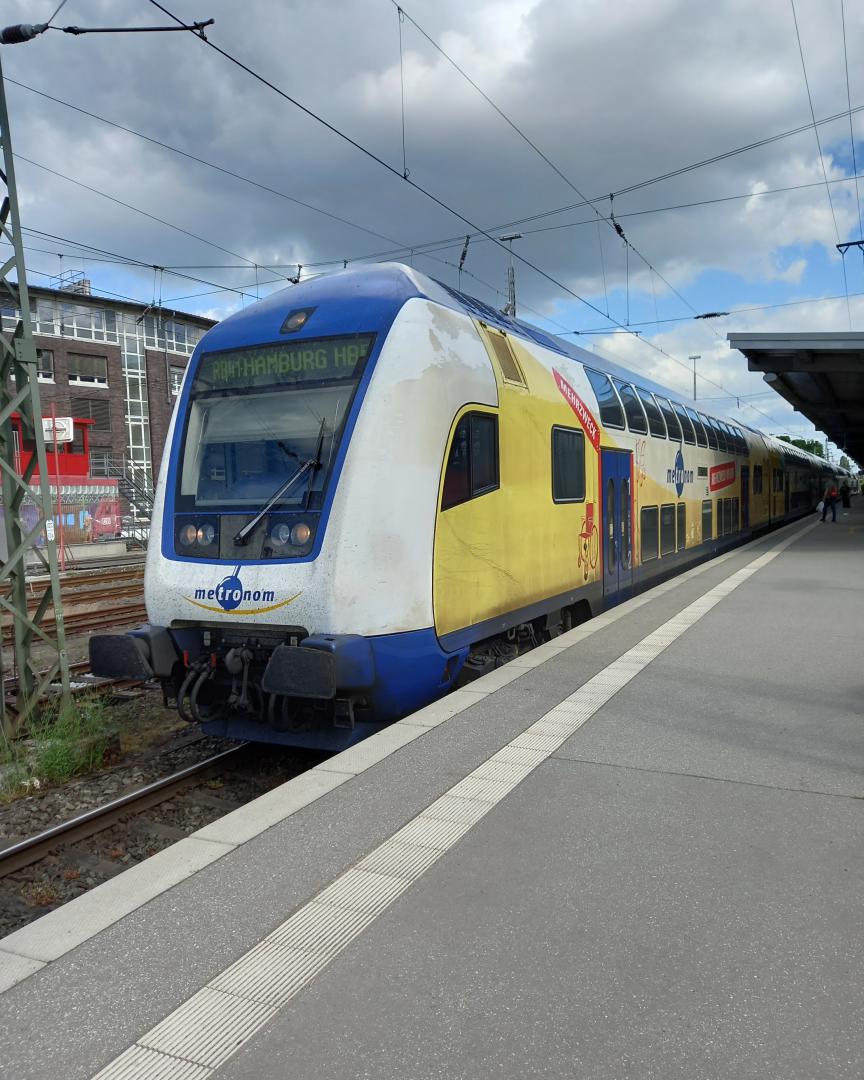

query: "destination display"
xmin=195 ymin=334 xmax=374 ymax=391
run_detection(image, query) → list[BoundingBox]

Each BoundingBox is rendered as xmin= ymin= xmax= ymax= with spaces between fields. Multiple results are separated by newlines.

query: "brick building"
xmin=2 ymin=280 xmax=215 ymax=493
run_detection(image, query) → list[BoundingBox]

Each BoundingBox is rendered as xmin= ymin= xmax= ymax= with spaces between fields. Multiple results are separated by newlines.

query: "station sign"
xmin=41 ymin=417 xmax=74 ymax=443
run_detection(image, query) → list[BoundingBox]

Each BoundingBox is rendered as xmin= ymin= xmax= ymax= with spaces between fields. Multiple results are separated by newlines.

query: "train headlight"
xmin=270 ymin=522 xmax=292 ymax=547
xmin=197 ymin=523 xmax=216 ymax=546
xmin=179 ymin=523 xmax=198 ymax=547
xmin=290 ymin=522 xmax=312 ymax=546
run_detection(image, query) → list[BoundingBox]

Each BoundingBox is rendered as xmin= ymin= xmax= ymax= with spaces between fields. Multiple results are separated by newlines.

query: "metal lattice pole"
xmin=0 ymin=52 xmax=70 ymax=736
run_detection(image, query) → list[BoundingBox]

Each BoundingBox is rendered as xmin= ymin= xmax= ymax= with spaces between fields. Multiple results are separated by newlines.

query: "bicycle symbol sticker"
xmin=578 ymin=502 xmax=599 ymax=579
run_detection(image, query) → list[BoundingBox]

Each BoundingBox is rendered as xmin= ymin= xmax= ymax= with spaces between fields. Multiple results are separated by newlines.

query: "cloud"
xmin=1 ymin=0 xmax=860 ymax=461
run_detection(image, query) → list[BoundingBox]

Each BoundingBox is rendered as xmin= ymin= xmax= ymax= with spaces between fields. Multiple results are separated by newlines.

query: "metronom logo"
xmin=184 ymin=566 xmax=299 ymax=616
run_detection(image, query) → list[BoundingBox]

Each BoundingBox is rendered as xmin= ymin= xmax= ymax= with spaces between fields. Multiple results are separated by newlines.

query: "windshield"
xmin=175 ymin=334 xmax=373 ymax=512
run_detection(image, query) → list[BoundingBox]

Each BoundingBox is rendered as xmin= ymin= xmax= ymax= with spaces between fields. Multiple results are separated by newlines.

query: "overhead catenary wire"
xmin=4 ymin=77 xmax=411 ymax=252
xmin=141 ymin=0 xmax=831 ymax=432
xmin=12 ymin=75 xmax=864 ymax=283
xmin=789 ymin=0 xmax=851 ymax=328
xmin=391 ymin=0 xmax=721 ymax=341
xmin=7 ymin=9 xmax=831 ymax=434
xmin=14 ymin=153 xmax=297 ymax=282
xmin=840 ymin=0 xmax=863 ymax=246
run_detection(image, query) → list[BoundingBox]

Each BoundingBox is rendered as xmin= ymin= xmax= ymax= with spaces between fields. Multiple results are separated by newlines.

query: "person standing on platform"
xmin=840 ymin=479 xmax=851 ymax=508
xmin=821 ymin=479 xmax=838 ymax=522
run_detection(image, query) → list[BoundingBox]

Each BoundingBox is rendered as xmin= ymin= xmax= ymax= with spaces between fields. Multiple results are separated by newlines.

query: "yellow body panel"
xmin=433 ymin=328 xmax=601 ymax=638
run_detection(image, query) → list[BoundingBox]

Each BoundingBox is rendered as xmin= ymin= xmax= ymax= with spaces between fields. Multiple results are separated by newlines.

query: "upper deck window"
xmin=699 ymin=413 xmax=719 ymax=450
xmin=672 ymin=402 xmax=696 ymax=444
xmin=585 ymin=368 xmax=625 ymax=429
xmin=175 ymin=334 xmax=374 ymax=513
xmin=685 ymin=407 xmax=708 ymax=447
xmin=636 ymin=388 xmax=667 ymax=438
xmin=612 ymin=380 xmax=648 ymax=434
xmin=655 ymin=396 xmax=682 ymax=442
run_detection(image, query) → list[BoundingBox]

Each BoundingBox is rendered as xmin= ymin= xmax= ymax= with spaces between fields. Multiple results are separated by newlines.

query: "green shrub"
xmin=30 ymin=694 xmax=113 ymax=785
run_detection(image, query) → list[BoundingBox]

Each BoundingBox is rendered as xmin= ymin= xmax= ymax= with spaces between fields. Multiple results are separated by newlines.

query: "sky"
xmin=2 ymin=0 xmax=863 ymax=466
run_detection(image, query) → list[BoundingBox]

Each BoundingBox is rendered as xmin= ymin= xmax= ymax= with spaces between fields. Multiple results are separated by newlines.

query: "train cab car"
xmin=90 ymin=264 xmax=831 ymax=750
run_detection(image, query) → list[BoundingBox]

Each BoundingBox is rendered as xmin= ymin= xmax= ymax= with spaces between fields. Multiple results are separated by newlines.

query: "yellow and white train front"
xmin=90 ymin=267 xmax=498 ymax=750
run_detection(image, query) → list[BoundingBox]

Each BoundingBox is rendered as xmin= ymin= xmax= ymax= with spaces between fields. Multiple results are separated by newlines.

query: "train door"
xmin=740 ymin=465 xmax=749 ymax=530
xmin=784 ymin=471 xmax=790 ymax=516
xmin=601 ymin=449 xmax=633 ymax=607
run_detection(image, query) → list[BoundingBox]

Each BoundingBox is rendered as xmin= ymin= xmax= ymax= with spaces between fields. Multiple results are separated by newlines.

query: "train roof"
xmin=202 ymin=263 xmax=833 ymax=470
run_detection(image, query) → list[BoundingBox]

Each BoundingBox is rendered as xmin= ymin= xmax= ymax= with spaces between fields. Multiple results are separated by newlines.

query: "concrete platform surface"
xmin=0 ymin=502 xmax=861 ymax=1080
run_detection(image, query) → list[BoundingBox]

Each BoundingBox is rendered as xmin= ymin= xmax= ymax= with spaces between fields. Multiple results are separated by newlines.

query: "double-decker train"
xmin=91 ymin=264 xmax=849 ymax=750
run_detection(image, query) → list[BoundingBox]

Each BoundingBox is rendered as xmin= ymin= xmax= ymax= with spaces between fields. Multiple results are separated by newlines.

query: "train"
xmin=90 ymin=263 xmax=852 ymax=750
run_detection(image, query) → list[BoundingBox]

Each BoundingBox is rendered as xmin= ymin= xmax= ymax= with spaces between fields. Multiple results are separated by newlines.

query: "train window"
xmin=656 ymin=396 xmax=683 ymax=442
xmin=551 ymin=426 xmax=586 ymax=502
xmin=585 ymin=368 xmax=625 ymax=429
xmin=699 ymin=413 xmax=719 ymax=450
xmin=719 ymin=422 xmax=736 ymax=452
xmin=621 ymin=478 xmax=632 ymax=568
xmin=723 ymin=498 xmax=733 ymax=535
xmin=612 ymin=380 xmax=649 ymax=434
xmin=701 ymin=499 xmax=713 ymax=542
xmin=606 ymin=479 xmax=617 ymax=573
xmin=685 ymin=407 xmax=708 ymax=447
xmin=752 ymin=464 xmax=762 ymax=494
xmin=773 ymin=469 xmax=783 ymax=493
xmin=709 ymin=417 xmax=727 ymax=452
xmin=672 ymin=402 xmax=696 ymax=445
xmin=676 ymin=502 xmax=686 ymax=550
xmin=660 ymin=503 xmax=676 ymax=555
xmin=732 ymin=497 xmax=739 ymax=531
xmin=640 ymin=505 xmax=659 ymax=562
xmin=636 ymin=388 xmax=667 ymax=438
xmin=442 ymin=412 xmax=499 ymax=510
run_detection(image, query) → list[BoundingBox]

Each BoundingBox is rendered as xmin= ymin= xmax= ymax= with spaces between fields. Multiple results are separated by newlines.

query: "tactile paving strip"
xmin=91 ymin=524 xmax=813 ymax=1079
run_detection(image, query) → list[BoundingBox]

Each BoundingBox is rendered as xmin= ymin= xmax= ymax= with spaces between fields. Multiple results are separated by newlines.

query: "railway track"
xmin=2 ymin=565 xmax=146 ymax=649
xmin=0 ymin=742 xmax=321 ymax=936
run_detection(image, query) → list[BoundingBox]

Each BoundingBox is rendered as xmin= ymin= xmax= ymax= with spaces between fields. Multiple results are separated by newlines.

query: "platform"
xmin=1 ymin=502 xmax=862 ymax=1080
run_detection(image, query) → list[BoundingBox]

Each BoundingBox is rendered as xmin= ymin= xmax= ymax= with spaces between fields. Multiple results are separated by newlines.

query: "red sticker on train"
xmin=709 ymin=461 xmax=736 ymax=491
xmin=553 ymin=370 xmax=600 ymax=450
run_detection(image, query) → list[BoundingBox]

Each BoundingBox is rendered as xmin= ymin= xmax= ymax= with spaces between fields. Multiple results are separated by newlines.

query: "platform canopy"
xmin=728 ymin=331 xmax=864 ymax=468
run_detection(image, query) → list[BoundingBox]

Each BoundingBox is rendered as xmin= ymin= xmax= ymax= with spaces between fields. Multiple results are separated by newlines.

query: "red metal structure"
xmin=9 ymin=412 xmax=92 ymax=479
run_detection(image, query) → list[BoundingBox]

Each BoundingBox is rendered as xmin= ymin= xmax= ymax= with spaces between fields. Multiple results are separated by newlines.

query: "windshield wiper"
xmin=233 ymin=420 xmax=326 ymax=546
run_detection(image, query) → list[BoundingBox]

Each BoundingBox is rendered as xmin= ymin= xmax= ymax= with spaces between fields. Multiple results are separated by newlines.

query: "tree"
xmin=839 ymin=455 xmax=850 ymax=470
xmin=778 ymin=435 xmax=825 ymax=458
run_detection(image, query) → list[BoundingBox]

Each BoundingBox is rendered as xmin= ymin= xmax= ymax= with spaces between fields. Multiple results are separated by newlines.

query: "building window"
xmin=640 ymin=505 xmax=659 ymax=562
xmin=441 ymin=412 xmax=499 ymax=510
xmin=551 ymin=427 xmax=585 ymax=502
xmin=169 ymin=366 xmax=185 ymax=396
xmin=71 ymin=395 xmax=111 ymax=434
xmin=68 ymin=353 xmax=108 ymax=386
xmin=36 ymin=349 xmax=54 ymax=381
